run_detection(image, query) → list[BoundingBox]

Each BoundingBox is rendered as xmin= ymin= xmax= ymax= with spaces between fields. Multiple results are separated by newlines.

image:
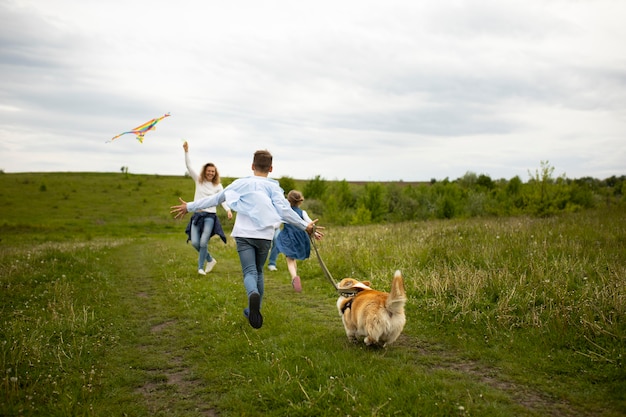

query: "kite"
xmin=108 ymin=113 xmax=170 ymax=143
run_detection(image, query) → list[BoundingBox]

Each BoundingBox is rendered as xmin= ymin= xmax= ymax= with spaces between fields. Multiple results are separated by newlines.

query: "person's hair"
xmin=199 ymin=162 xmax=220 ymax=185
xmin=253 ymin=150 xmax=273 ymax=173
xmin=287 ymin=190 xmax=304 ymax=206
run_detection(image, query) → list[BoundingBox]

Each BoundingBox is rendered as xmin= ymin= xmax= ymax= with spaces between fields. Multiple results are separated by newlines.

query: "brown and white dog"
xmin=336 ymin=270 xmax=407 ymax=347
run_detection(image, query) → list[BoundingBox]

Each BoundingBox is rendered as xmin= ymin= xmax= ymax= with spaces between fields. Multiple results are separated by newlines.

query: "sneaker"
xmin=197 ymin=269 xmax=206 ymax=275
xmin=247 ymin=292 xmax=263 ymax=329
xmin=205 ymin=258 xmax=217 ymax=273
xmin=268 ymin=265 xmax=278 ymax=271
xmin=291 ymin=276 xmax=302 ymax=293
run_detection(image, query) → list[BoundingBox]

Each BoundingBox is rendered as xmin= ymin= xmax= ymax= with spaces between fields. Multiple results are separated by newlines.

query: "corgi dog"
xmin=336 ymin=270 xmax=407 ymax=347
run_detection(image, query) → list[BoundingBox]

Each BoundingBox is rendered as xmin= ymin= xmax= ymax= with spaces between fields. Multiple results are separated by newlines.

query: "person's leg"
xmin=236 ymin=237 xmax=271 ymax=328
xmin=267 ymin=229 xmax=280 ymax=270
xmin=201 ymin=216 xmax=216 ymax=263
xmin=286 ymin=257 xmax=298 ymax=279
xmin=236 ymin=238 xmax=262 ymax=299
xmin=190 ymin=222 xmax=205 ymax=273
xmin=199 ymin=217 xmax=218 ymax=273
xmin=196 ymin=219 xmax=212 ymax=270
xmin=255 ymin=238 xmax=271 ymax=297
xmin=286 ymin=257 xmax=301 ymax=292
xmin=190 ymin=222 xmax=201 ymax=253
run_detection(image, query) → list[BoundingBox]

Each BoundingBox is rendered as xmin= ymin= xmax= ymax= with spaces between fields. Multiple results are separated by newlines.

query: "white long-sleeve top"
xmin=186 ymin=175 xmax=309 ymax=240
xmin=185 ymin=152 xmax=230 ymax=214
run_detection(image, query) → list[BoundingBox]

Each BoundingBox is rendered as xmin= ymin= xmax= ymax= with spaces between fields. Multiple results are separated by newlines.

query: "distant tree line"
xmin=277 ymin=161 xmax=625 ymax=225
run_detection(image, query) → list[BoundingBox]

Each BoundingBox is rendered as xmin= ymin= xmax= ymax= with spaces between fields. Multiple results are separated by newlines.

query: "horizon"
xmin=4 ymin=167 xmax=623 ymax=184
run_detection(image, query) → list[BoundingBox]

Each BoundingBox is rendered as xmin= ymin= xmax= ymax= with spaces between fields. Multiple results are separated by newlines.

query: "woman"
xmin=183 ymin=141 xmax=232 ymax=275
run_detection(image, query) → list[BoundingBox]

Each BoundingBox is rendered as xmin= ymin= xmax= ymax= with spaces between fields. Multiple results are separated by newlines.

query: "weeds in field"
xmin=0 ymin=240 xmax=127 ymax=415
xmin=317 ymin=209 xmax=625 ymax=370
xmin=1 ymin=172 xmax=624 ymax=415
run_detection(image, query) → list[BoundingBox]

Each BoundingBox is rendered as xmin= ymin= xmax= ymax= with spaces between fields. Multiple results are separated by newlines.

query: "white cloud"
xmin=1 ymin=0 xmax=625 ymax=181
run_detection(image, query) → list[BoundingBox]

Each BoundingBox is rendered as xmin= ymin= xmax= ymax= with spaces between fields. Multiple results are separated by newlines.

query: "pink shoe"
xmin=291 ymin=276 xmax=302 ymax=293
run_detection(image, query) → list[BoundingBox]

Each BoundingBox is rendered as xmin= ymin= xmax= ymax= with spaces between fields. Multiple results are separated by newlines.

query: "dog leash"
xmin=310 ymin=226 xmax=358 ymax=296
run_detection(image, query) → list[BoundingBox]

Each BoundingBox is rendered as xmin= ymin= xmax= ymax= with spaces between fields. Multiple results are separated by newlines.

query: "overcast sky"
xmin=1 ymin=0 xmax=625 ymax=182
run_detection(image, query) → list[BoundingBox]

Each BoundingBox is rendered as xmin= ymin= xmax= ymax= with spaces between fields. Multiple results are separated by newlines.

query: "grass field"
xmin=1 ymin=172 xmax=625 ymax=416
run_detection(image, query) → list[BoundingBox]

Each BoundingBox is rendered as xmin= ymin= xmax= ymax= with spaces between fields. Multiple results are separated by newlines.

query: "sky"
xmin=1 ymin=0 xmax=625 ymax=182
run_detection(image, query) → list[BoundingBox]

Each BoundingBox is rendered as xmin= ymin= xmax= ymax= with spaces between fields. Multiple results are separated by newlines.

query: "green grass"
xmin=1 ymin=172 xmax=624 ymax=416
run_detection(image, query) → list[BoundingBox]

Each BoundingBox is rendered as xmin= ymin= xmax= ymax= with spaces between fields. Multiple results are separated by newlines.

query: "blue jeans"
xmin=235 ymin=237 xmax=272 ymax=308
xmin=267 ymin=228 xmax=280 ymax=266
xmin=190 ymin=216 xmax=215 ymax=270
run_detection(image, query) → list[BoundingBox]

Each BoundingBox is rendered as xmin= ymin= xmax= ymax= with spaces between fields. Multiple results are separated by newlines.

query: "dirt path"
xmin=107 ymin=241 xmax=219 ymax=416
xmin=136 ymin=314 xmax=218 ymax=417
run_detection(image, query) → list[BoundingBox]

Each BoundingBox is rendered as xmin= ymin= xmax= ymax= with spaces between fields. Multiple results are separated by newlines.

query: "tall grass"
xmin=311 ymin=210 xmax=625 ymax=401
xmin=0 ymin=240 xmax=127 ymax=415
xmin=1 ymin=172 xmax=625 ymax=416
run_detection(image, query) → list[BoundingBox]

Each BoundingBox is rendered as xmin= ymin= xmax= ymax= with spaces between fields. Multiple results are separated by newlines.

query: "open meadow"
xmin=1 ymin=172 xmax=624 ymax=416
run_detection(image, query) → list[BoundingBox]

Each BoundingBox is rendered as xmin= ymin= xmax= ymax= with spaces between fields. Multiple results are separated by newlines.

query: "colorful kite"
xmin=108 ymin=113 xmax=170 ymax=143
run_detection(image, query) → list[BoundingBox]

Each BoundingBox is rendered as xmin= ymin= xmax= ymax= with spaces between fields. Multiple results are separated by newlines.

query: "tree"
xmin=303 ymin=175 xmax=327 ymax=199
xmin=527 ymin=160 xmax=566 ymax=216
xmin=359 ymin=183 xmax=387 ymax=222
xmin=458 ymin=171 xmax=478 ymax=188
xmin=528 ymin=160 xmax=555 ymax=204
xmin=278 ymin=176 xmax=296 ymax=195
xmin=477 ymin=174 xmax=495 ymax=190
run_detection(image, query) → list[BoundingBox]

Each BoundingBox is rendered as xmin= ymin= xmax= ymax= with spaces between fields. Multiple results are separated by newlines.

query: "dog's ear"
xmin=338 ymin=278 xmax=358 ymax=289
xmin=338 ymin=278 xmax=373 ymax=291
xmin=362 ymin=281 xmax=372 ymax=287
xmin=352 ymin=282 xmax=373 ymax=291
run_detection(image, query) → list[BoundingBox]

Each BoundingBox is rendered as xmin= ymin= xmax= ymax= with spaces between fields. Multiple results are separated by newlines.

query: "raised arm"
xmin=183 ymin=142 xmax=199 ymax=181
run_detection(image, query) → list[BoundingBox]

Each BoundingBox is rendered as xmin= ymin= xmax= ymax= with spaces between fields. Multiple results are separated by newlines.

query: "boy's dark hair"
xmin=253 ymin=150 xmax=273 ymax=173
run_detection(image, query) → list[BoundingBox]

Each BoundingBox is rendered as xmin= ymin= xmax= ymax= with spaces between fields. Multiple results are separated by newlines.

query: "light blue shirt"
xmin=186 ymin=176 xmax=309 ymax=240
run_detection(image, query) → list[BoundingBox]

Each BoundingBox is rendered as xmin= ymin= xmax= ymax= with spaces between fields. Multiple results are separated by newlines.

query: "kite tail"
xmin=107 ymin=134 xmax=123 ymax=143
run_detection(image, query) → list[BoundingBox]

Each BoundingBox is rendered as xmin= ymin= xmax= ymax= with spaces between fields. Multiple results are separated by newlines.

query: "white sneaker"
xmin=205 ymin=258 xmax=217 ymax=273
xmin=197 ymin=269 xmax=206 ymax=275
xmin=268 ymin=265 xmax=277 ymax=271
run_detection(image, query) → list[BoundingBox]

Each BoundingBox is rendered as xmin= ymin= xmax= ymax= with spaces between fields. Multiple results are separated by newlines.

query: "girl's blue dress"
xmin=275 ymin=206 xmax=311 ymax=260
